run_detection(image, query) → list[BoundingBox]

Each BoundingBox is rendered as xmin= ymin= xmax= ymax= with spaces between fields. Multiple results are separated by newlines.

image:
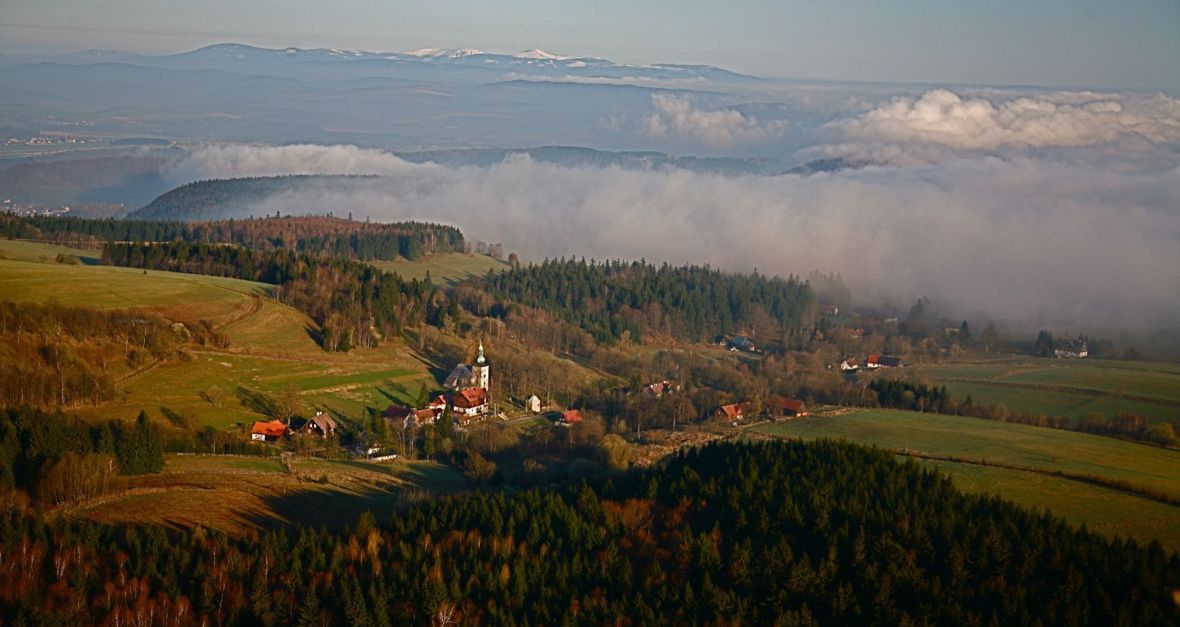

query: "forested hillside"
xmin=105 ymin=242 xmax=446 ymax=350
xmin=1 ymin=440 xmax=1175 ymax=625
xmin=0 ymin=300 xmax=228 ymax=407
xmin=0 ymin=214 xmax=464 ymax=261
xmin=467 ymin=258 xmax=814 ymax=343
xmin=131 ymin=175 xmax=375 ymax=220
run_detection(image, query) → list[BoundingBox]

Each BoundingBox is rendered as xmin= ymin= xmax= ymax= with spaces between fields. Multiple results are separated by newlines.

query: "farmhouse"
xmin=1054 ymin=339 xmax=1089 ymax=359
xmin=866 ymin=354 xmax=902 ymax=369
xmin=525 ymin=394 xmax=542 ymax=413
xmin=452 ymin=387 xmax=489 ymax=420
xmin=250 ymin=420 xmax=288 ymax=442
xmin=840 ymin=358 xmax=860 ymax=371
xmin=384 ymin=404 xmax=442 ymax=429
xmin=726 ymin=335 xmax=756 ymax=352
xmin=382 ymin=405 xmax=412 ymax=422
xmin=714 ymin=402 xmax=752 ymax=421
xmin=766 ymin=395 xmax=808 ymax=417
xmin=304 ymin=411 xmax=338 ymax=438
xmin=822 ymin=304 xmax=840 ymax=317
xmin=643 ymin=380 xmax=680 ymax=398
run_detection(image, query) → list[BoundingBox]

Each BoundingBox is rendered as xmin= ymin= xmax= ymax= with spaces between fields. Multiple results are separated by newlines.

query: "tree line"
xmin=0 ymin=213 xmax=465 ymax=261
xmin=467 ymin=258 xmax=814 ymax=344
xmin=0 ymin=440 xmax=1175 ymax=625
xmin=104 ymin=242 xmax=447 ymax=351
xmin=0 ymin=300 xmax=229 ymax=408
xmin=0 ymin=407 xmax=165 ymax=505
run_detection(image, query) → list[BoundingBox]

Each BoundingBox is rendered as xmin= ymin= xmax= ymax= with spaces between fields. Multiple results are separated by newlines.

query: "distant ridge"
xmin=131 ymin=174 xmax=377 ymax=221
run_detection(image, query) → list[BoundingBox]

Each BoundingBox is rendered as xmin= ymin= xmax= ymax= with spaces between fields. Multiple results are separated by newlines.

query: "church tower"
xmin=474 ymin=341 xmax=490 ymax=390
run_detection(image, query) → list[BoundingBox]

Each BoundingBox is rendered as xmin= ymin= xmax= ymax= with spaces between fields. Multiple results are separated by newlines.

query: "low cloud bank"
xmin=833 ymin=89 xmax=1180 ymax=152
xmin=167 ymin=143 xmax=425 ymax=181
xmin=645 ymin=94 xmax=790 ymax=148
xmin=172 ymin=143 xmax=1180 ymax=329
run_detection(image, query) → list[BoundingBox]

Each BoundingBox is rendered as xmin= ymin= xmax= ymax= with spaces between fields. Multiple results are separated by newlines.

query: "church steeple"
xmin=474 ymin=341 xmax=489 ymax=390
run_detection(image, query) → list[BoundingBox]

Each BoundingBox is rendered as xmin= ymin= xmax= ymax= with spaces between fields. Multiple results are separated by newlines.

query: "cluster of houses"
xmin=714 ymin=394 xmax=808 ymax=424
xmin=384 ymin=342 xmax=496 ymax=431
xmin=249 ymin=411 xmax=339 ymax=442
xmin=840 ymin=354 xmax=902 ymax=372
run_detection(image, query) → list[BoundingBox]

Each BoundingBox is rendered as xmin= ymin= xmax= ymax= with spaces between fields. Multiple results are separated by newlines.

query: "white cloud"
xmin=834 ymin=89 xmax=1180 ymax=151
xmin=167 ymin=143 xmax=426 ymax=181
xmin=644 ymin=94 xmax=790 ymax=148
xmin=174 ymin=143 xmax=1180 ymax=329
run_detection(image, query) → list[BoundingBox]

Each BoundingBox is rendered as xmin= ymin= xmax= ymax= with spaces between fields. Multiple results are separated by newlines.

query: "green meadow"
xmin=752 ymin=409 xmax=1180 ymax=550
xmin=0 ymin=240 xmax=438 ymax=429
xmin=900 ymin=358 xmax=1180 ymax=423
xmin=368 ymin=252 xmax=508 ymax=284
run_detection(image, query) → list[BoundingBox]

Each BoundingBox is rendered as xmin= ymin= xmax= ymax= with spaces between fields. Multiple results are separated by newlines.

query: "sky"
xmin=1 ymin=0 xmax=1177 ymax=89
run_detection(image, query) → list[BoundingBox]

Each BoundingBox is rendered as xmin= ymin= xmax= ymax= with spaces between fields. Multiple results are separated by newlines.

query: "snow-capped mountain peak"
xmin=405 ymin=48 xmax=485 ymax=59
xmin=514 ymin=48 xmax=570 ymax=61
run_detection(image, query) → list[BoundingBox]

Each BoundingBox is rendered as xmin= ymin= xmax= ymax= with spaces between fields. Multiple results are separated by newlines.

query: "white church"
xmin=445 ymin=342 xmax=490 ymax=390
xmin=444 ymin=342 xmax=491 ymax=419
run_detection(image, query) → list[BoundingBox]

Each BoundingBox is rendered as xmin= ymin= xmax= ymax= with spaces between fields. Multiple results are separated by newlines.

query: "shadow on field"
xmin=304 ymin=323 xmax=323 ymax=346
xmin=246 ymin=484 xmax=404 ymax=531
xmin=236 ymin=386 xmax=279 ymax=417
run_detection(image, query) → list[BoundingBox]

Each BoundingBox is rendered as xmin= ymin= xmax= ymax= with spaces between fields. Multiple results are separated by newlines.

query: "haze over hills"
xmin=3 ymin=5 xmax=1180 ymax=624
xmin=1 ymin=40 xmax=1179 ymax=330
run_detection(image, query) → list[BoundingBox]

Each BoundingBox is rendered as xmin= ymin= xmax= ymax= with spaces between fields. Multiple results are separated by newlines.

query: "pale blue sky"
xmin=1 ymin=0 xmax=1177 ymax=89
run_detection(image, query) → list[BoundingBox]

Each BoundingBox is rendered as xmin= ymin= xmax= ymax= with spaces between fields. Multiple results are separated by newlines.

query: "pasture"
xmin=924 ymin=461 xmax=1180 ymax=552
xmin=0 ymin=239 xmax=270 ymax=323
xmin=898 ymin=358 xmax=1180 ymax=423
xmin=0 ymin=241 xmax=439 ymax=428
xmin=751 ymin=409 xmax=1180 ymax=550
xmin=66 ymin=454 xmax=466 ymax=534
xmin=368 ymin=252 xmax=508 ymax=284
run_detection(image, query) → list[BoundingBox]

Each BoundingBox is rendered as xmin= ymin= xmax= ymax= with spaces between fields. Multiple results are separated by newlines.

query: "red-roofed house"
xmin=452 ymin=388 xmax=489 ymax=419
xmin=766 ymin=395 xmax=808 ymax=417
xmin=714 ymin=402 xmax=752 ymax=421
xmin=557 ymin=409 xmax=583 ymax=426
xmin=867 ymin=354 xmax=902 ymax=369
xmin=250 ymin=419 xmax=289 ymax=442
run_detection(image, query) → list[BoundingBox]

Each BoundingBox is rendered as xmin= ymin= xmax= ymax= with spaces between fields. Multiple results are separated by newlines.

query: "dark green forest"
xmin=469 ymin=258 xmax=814 ymax=344
xmin=0 ymin=440 xmax=1175 ymax=625
xmin=0 ymin=213 xmax=464 ymax=261
xmin=131 ymin=175 xmax=369 ymax=221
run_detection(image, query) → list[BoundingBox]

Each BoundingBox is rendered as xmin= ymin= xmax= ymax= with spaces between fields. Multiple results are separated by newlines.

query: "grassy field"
xmin=71 ymin=298 xmax=437 ymax=428
xmin=65 ymin=454 xmax=467 ymax=534
xmin=751 ymin=409 xmax=1180 ymax=550
xmin=369 ymin=252 xmax=509 ymax=284
xmin=0 ymin=239 xmax=271 ymax=323
xmin=923 ymin=461 xmax=1180 ymax=552
xmin=0 ymin=239 xmax=440 ymax=429
xmin=898 ymin=357 xmax=1180 ymax=423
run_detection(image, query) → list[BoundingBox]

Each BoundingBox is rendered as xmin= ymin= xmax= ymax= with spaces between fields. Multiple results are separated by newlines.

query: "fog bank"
xmin=174 ymin=144 xmax=1180 ymax=329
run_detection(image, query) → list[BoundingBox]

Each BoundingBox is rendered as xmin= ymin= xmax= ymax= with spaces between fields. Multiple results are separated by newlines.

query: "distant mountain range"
xmin=16 ymin=43 xmax=761 ymax=84
xmin=0 ymin=42 xmax=778 ymax=152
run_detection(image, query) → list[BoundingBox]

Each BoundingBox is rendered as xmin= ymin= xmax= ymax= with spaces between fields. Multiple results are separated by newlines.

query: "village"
xmin=244 ymin=331 xmax=911 ymax=465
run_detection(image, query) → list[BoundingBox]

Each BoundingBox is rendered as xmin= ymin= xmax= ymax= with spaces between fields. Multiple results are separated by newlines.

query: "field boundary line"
xmin=934 ymin=377 xmax=1180 ymax=408
xmin=898 ymin=450 xmax=1180 ymax=508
